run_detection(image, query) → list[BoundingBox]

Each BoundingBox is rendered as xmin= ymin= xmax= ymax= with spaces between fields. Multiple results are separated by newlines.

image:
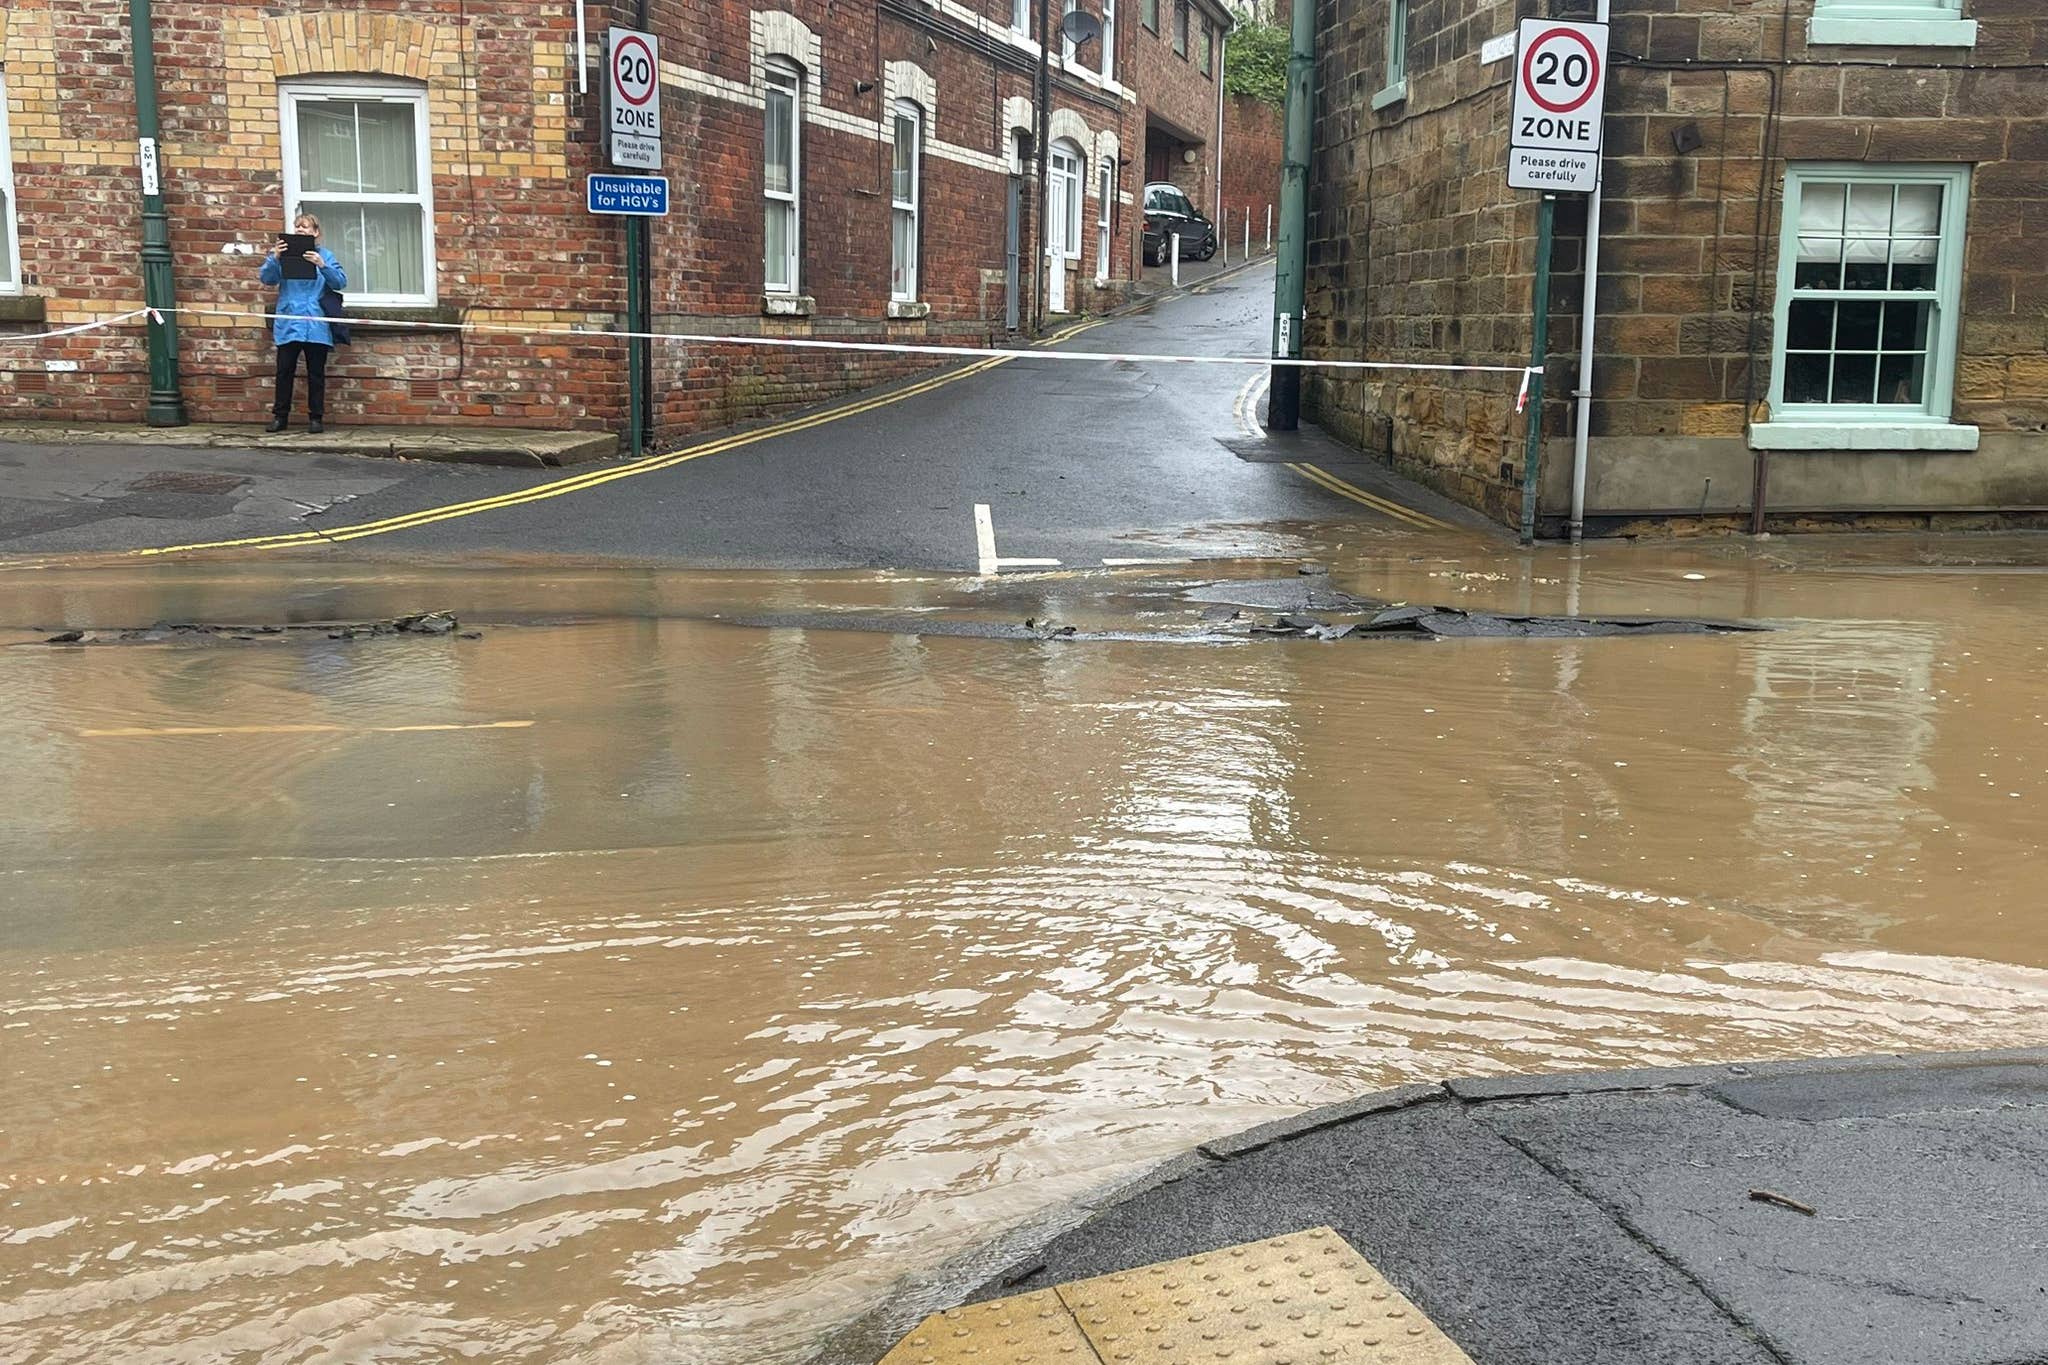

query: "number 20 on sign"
xmin=1507 ymin=18 xmax=1609 ymax=194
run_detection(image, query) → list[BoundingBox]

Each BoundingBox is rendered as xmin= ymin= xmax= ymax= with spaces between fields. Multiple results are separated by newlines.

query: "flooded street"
xmin=4 ymin=536 xmax=2048 ymax=1364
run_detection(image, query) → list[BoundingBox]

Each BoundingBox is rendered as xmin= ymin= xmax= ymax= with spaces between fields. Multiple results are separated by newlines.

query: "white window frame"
xmin=1373 ymin=0 xmax=1410 ymax=111
xmin=890 ymin=100 xmax=921 ymax=303
xmin=764 ymin=58 xmax=803 ymax=296
xmin=1754 ymin=162 xmax=1976 ymax=453
xmin=1095 ymin=162 xmax=1113 ymax=283
xmin=278 ymin=79 xmax=437 ymax=307
xmin=1062 ymin=0 xmax=1079 ymax=64
xmin=1811 ymin=0 xmax=1976 ymax=49
xmin=1014 ymin=0 xmax=1030 ymax=35
xmin=1049 ymin=140 xmax=1084 ymax=262
xmin=0 ymin=72 xmax=20 ymax=295
xmin=1101 ymin=0 xmax=1116 ymax=81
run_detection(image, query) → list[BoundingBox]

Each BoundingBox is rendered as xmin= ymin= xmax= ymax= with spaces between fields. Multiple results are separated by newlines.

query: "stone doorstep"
xmin=0 ymin=422 xmax=619 ymax=469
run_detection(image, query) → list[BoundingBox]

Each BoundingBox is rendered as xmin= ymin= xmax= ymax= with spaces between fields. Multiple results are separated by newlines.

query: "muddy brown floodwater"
xmin=3 ymin=534 xmax=2047 ymax=1364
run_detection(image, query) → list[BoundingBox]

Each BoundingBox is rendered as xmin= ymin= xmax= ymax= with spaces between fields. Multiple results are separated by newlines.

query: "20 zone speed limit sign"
xmin=606 ymin=27 xmax=662 ymax=171
xmin=1508 ymin=19 xmax=1608 ymax=193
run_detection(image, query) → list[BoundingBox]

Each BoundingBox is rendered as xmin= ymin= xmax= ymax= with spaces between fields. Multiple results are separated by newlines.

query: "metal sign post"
xmin=603 ymin=26 xmax=662 ymax=458
xmin=1508 ymin=18 xmax=1608 ymax=544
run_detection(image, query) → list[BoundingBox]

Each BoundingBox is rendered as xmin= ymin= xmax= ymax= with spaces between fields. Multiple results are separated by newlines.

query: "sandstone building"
xmin=1302 ymin=0 xmax=2048 ymax=530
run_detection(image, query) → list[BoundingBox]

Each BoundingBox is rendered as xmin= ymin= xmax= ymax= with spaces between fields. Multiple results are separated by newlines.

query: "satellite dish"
xmin=1060 ymin=10 xmax=1103 ymax=46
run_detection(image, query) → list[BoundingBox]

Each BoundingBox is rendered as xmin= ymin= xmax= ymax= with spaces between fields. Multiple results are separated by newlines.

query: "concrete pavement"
xmin=819 ymin=1049 xmax=2048 ymax=1365
xmin=0 ymin=421 xmax=615 ymax=466
xmin=0 ymin=264 xmax=1491 ymax=568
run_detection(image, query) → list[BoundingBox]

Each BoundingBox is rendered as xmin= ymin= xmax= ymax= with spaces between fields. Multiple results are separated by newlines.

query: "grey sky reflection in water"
xmin=2 ymin=547 xmax=2047 ymax=1363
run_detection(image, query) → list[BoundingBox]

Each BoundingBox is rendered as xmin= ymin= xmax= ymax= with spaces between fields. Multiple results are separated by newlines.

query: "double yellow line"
xmin=121 ymin=356 xmax=1014 ymax=559
xmin=1235 ymin=372 xmax=1451 ymax=532
xmin=13 ymin=316 xmax=1115 ymax=569
xmin=1285 ymin=461 xmax=1452 ymax=531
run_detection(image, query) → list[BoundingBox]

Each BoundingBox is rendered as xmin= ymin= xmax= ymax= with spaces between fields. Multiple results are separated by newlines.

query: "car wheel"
xmin=1196 ymin=239 xmax=1217 ymax=262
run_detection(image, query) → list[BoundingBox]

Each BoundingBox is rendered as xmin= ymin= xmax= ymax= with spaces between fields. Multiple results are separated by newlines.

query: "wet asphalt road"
xmin=0 ymin=262 xmax=1487 ymax=568
xmin=321 ymin=261 xmax=1481 ymax=568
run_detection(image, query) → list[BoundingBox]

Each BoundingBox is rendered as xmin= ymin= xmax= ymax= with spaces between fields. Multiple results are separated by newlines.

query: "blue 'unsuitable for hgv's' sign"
xmin=587 ymin=174 xmax=669 ymax=216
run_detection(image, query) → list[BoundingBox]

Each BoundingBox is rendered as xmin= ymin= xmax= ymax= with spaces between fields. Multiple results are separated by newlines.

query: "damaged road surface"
xmin=35 ymin=612 xmax=477 ymax=645
xmin=713 ymin=573 xmax=1763 ymax=643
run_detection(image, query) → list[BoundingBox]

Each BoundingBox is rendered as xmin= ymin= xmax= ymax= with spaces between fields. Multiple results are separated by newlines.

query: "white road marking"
xmin=974 ymin=503 xmax=999 ymax=575
xmin=79 ymin=720 xmax=537 ymax=739
xmin=1101 ymin=557 xmax=1192 ymax=566
xmin=1234 ymin=372 xmax=1271 ymax=437
xmin=974 ymin=504 xmax=1061 ymax=573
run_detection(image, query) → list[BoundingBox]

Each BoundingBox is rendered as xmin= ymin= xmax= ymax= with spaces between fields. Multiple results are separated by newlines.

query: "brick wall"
xmin=1221 ymin=92 xmax=1282 ymax=248
xmin=0 ymin=0 xmax=1141 ymax=440
xmin=1303 ymin=0 xmax=2048 ymax=528
xmin=1129 ymin=0 xmax=1230 ymax=212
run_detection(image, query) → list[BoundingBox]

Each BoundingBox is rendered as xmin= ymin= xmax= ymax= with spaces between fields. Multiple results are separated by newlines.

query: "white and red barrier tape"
xmin=2 ymin=304 xmax=1542 ymax=388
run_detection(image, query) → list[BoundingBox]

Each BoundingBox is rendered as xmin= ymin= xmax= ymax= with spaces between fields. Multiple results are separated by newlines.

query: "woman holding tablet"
xmin=259 ymin=212 xmax=347 ymax=434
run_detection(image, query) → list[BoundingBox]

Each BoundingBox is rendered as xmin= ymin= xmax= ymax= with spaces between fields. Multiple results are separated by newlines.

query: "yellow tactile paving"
xmin=878 ymin=1287 xmax=1101 ymax=1364
xmin=879 ymin=1228 xmax=1475 ymax=1365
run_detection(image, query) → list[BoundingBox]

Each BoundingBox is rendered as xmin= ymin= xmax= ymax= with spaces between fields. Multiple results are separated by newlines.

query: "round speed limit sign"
xmin=1509 ymin=19 xmax=1609 ymax=153
xmin=612 ymin=34 xmax=657 ymax=108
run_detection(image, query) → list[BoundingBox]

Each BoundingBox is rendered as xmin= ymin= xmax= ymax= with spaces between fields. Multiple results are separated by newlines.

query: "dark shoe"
xmin=307 ymin=420 xmax=325 ymax=435
xmin=265 ymin=418 xmax=287 ymax=434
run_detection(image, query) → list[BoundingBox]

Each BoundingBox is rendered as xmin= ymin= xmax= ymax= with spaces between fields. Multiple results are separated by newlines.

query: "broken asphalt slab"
xmin=30 ymin=613 xmax=478 ymax=646
xmin=811 ymin=1048 xmax=2048 ymax=1365
xmin=709 ymin=571 xmax=1764 ymax=645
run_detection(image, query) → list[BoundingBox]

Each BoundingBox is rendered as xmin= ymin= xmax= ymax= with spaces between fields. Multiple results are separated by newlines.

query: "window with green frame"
xmin=1816 ymin=0 xmax=1962 ymax=16
xmin=1810 ymin=0 xmax=1975 ymax=48
xmin=1387 ymin=0 xmax=1408 ymax=85
xmin=1142 ymin=0 xmax=1157 ymax=34
xmin=1372 ymin=0 xmax=1408 ymax=108
xmin=1767 ymin=163 xmax=1970 ymax=425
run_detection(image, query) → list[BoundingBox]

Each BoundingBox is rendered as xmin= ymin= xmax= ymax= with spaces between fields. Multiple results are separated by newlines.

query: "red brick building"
xmin=1130 ymin=0 xmax=1235 ymax=220
xmin=0 ymin=0 xmax=1231 ymax=442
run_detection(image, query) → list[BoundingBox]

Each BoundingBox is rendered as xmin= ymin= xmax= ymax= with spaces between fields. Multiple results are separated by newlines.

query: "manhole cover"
xmin=127 ymin=471 xmax=249 ymax=495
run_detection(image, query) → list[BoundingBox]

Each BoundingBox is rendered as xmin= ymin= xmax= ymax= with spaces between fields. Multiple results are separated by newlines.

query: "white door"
xmin=1096 ymin=166 xmax=1113 ymax=283
xmin=1046 ymin=171 xmax=1069 ymax=314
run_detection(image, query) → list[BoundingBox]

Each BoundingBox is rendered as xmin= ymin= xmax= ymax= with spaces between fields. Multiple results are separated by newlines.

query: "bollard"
xmin=1244 ymin=209 xmax=1251 ymax=258
xmin=1170 ymin=229 xmax=1180 ymax=286
xmin=1221 ymin=208 xmax=1229 ymax=265
xmin=1266 ymin=203 xmax=1273 ymax=249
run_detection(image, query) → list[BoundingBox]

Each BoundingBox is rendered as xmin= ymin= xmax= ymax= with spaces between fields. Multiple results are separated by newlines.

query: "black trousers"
xmin=273 ymin=341 xmax=331 ymax=421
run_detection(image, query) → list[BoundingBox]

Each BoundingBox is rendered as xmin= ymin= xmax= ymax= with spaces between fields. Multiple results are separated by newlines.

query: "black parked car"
xmin=1141 ymin=181 xmax=1217 ymax=266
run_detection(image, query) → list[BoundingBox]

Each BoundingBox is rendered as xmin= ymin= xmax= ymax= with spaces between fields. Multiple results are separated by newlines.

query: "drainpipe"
xmin=1035 ymin=0 xmax=1052 ymax=333
xmin=129 ymin=0 xmax=187 ymax=426
xmin=1567 ymin=0 xmax=1610 ymax=544
xmin=1213 ymin=22 xmax=1227 ymax=228
xmin=1266 ymin=0 xmax=1314 ymax=430
xmin=575 ymin=2 xmax=588 ymax=94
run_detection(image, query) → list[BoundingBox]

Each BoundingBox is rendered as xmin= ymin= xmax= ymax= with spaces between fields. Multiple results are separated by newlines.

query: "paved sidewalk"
xmin=819 ymin=1049 xmax=2048 ymax=1365
xmin=0 ymin=421 xmax=615 ymax=468
xmin=1136 ymin=245 xmax=1276 ymax=300
xmin=0 ymin=438 xmax=540 ymax=556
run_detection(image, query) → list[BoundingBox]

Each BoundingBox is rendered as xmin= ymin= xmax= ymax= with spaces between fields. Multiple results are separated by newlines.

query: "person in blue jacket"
xmin=259 ymin=212 xmax=347 ymax=433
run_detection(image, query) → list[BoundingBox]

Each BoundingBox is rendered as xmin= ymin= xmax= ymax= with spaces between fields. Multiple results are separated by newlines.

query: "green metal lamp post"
xmin=129 ymin=0 xmax=188 ymax=426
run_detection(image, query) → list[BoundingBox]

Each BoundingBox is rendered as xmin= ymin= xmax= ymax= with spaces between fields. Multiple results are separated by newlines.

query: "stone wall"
xmin=1303 ymin=0 xmax=2048 ymax=529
